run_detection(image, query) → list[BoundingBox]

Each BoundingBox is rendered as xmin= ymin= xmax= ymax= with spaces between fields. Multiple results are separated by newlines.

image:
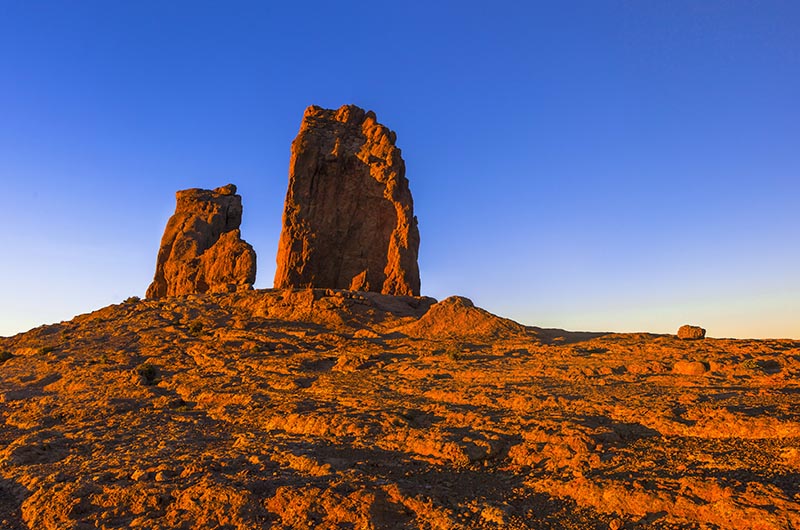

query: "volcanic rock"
xmin=274 ymin=104 xmax=421 ymax=296
xmin=672 ymin=359 xmax=709 ymax=375
xmin=2 ymin=290 xmax=800 ymax=529
xmin=146 ymin=184 xmax=256 ymax=298
xmin=235 ymin=288 xmax=436 ymax=331
xmin=677 ymin=325 xmax=706 ymax=340
xmin=396 ymin=296 xmax=528 ymax=340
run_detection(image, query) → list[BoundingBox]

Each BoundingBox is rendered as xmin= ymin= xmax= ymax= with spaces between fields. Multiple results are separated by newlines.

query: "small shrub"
xmin=0 ymin=351 xmax=13 ymax=364
xmin=136 ymin=363 xmax=157 ymax=385
xmin=188 ymin=320 xmax=204 ymax=335
xmin=445 ymin=342 xmax=466 ymax=361
xmin=448 ymin=350 xmax=465 ymax=361
xmin=123 ymin=296 xmax=141 ymax=304
xmin=38 ymin=346 xmax=55 ymax=355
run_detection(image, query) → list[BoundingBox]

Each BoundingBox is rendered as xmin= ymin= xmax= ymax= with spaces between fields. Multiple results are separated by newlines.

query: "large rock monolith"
xmin=274 ymin=105 xmax=421 ymax=296
xmin=146 ymin=184 xmax=256 ymax=298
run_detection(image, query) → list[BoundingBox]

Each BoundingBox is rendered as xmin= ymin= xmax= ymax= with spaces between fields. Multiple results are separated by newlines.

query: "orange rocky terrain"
xmin=1 ymin=289 xmax=799 ymax=529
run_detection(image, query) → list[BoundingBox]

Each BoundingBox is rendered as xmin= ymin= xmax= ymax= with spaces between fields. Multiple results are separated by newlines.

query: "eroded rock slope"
xmin=1 ymin=291 xmax=799 ymax=529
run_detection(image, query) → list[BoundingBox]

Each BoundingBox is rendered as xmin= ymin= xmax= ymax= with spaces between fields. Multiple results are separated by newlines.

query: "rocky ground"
xmin=0 ymin=289 xmax=798 ymax=529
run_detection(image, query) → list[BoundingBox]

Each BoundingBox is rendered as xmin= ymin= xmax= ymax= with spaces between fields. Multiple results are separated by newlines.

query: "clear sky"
xmin=1 ymin=1 xmax=798 ymax=339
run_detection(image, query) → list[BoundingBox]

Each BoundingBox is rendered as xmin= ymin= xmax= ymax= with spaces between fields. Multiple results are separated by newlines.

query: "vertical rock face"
xmin=146 ymin=184 xmax=256 ymax=298
xmin=274 ymin=104 xmax=421 ymax=296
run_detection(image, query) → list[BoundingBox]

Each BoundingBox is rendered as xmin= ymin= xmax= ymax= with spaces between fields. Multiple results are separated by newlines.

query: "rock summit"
xmin=146 ymin=184 xmax=256 ymax=298
xmin=274 ymin=104 xmax=421 ymax=296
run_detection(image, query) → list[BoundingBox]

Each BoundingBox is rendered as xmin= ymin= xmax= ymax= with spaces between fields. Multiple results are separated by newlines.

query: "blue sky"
xmin=1 ymin=1 xmax=798 ymax=338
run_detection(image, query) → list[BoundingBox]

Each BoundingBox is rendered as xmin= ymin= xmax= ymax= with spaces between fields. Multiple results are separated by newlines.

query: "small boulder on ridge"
xmin=677 ymin=325 xmax=706 ymax=340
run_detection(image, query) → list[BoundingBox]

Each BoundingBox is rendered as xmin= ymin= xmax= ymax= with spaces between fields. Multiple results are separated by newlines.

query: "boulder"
xmin=677 ymin=325 xmax=706 ymax=340
xmin=672 ymin=360 xmax=709 ymax=376
xmin=395 ymin=296 xmax=528 ymax=340
xmin=274 ymin=104 xmax=421 ymax=296
xmin=146 ymin=184 xmax=256 ymax=298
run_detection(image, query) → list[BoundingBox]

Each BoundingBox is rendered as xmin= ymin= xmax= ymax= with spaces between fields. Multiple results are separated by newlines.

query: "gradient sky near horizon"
xmin=1 ymin=1 xmax=798 ymax=339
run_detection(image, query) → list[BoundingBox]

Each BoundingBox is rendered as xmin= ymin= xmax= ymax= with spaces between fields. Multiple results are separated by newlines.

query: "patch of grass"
xmin=0 ymin=350 xmax=14 ymax=364
xmin=188 ymin=320 xmax=204 ymax=336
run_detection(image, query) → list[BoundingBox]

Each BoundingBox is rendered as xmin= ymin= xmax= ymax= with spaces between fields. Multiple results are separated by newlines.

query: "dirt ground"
xmin=1 ymin=289 xmax=798 ymax=529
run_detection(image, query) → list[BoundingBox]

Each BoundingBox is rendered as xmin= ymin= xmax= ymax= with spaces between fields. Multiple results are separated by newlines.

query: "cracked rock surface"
xmin=1 ymin=290 xmax=799 ymax=529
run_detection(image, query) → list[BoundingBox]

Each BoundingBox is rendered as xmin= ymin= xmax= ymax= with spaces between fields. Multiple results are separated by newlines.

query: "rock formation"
xmin=677 ymin=324 xmax=706 ymax=340
xmin=146 ymin=184 xmax=256 ymax=298
xmin=274 ymin=104 xmax=421 ymax=296
xmin=396 ymin=296 xmax=528 ymax=340
xmin=672 ymin=359 xmax=709 ymax=375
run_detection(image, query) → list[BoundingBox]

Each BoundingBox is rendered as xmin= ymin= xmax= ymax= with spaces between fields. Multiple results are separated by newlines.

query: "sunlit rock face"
xmin=274 ymin=104 xmax=421 ymax=296
xmin=3 ymin=289 xmax=799 ymax=529
xmin=146 ymin=184 xmax=256 ymax=298
xmin=677 ymin=325 xmax=706 ymax=340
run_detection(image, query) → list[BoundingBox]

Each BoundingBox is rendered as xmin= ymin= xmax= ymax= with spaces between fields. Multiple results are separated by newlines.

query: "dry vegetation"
xmin=1 ymin=289 xmax=799 ymax=529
